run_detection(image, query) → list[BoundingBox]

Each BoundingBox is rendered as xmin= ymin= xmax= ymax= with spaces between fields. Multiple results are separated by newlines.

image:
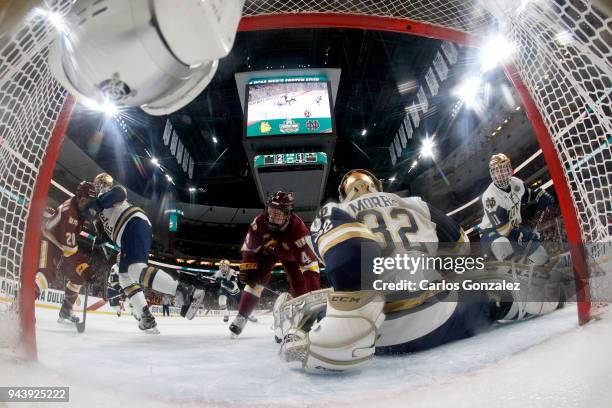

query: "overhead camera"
xmin=49 ymin=0 xmax=244 ymax=115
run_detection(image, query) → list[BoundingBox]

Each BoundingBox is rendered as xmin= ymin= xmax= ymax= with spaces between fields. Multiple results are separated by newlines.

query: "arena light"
xmin=516 ymin=0 xmax=532 ymax=14
xmin=212 ymin=136 xmax=218 ymax=144
xmin=81 ymin=97 xmax=119 ymax=117
xmin=411 ymin=160 xmax=418 ymax=169
xmin=420 ymin=138 xmax=435 ymax=158
xmin=453 ymin=76 xmax=481 ymax=108
xmin=361 ymin=129 xmax=367 ymax=136
xmin=36 ymin=8 xmax=68 ymax=34
xmin=388 ymin=176 xmax=396 ymax=182
xmin=151 ymin=157 xmax=160 ymax=166
xmin=188 ymin=187 xmax=196 ymax=192
xmin=480 ymin=35 xmax=515 ymax=72
xmin=397 ymin=79 xmax=417 ymax=95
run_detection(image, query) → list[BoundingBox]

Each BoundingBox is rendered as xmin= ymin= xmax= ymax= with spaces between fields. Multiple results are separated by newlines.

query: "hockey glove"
xmin=536 ymin=189 xmax=554 ymax=209
xmin=83 ymin=199 xmax=102 ymax=221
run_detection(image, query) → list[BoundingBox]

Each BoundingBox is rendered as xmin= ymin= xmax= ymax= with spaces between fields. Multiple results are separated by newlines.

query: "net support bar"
xmin=19 ymin=94 xmax=76 ymax=359
xmin=239 ymin=13 xmax=478 ymax=45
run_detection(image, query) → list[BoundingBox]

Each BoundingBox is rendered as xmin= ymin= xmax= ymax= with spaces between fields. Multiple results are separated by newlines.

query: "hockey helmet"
xmin=489 ymin=153 xmax=512 ymax=189
xmin=93 ymin=172 xmax=114 ymax=196
xmin=76 ymin=181 xmax=96 ymax=199
xmin=219 ymin=259 xmax=230 ymax=272
xmin=266 ymin=191 xmax=294 ymax=231
xmin=338 ymin=169 xmax=383 ymax=202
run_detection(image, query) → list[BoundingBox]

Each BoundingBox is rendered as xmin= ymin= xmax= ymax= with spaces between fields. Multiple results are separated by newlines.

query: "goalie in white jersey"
xmin=275 ymin=169 xmax=561 ymax=373
xmin=480 ymin=153 xmax=555 ymax=265
xmin=85 ymin=173 xmax=205 ymax=333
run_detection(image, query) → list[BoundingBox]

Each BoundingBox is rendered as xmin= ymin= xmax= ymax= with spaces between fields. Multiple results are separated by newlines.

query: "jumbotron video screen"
xmin=245 ymin=76 xmax=334 ymax=137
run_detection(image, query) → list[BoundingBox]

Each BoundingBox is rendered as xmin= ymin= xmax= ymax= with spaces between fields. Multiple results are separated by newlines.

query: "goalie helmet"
xmin=75 ymin=181 xmax=96 ymax=199
xmin=93 ymin=173 xmax=114 ymax=196
xmin=266 ymin=191 xmax=294 ymax=231
xmin=489 ymin=153 xmax=513 ymax=189
xmin=338 ymin=169 xmax=383 ymax=202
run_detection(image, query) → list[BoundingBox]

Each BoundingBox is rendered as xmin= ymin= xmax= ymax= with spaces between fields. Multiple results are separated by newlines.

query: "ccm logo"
xmin=331 ymin=296 xmax=361 ymax=303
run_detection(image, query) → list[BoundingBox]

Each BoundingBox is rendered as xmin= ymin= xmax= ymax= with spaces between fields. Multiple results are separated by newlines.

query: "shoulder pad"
xmin=311 ymin=202 xmax=355 ymax=237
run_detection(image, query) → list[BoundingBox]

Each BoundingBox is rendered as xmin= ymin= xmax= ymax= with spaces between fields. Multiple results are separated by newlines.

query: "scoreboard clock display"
xmin=254 ymin=152 xmax=327 ymax=168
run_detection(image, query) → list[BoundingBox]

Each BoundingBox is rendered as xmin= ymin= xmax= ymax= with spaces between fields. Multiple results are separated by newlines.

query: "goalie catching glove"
xmin=279 ymin=290 xmax=385 ymax=373
xmin=273 ymin=288 xmax=331 ymax=343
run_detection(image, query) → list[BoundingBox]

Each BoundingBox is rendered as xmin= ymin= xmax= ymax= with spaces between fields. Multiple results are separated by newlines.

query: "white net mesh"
xmin=244 ymin=0 xmax=612 ymax=319
xmin=502 ymin=0 xmax=611 ymax=316
xmin=504 ymin=1 xmax=611 ymax=242
xmin=0 ymin=0 xmax=609 ymax=353
xmin=0 ymin=0 xmax=72 ymax=352
xmin=243 ymin=0 xmax=495 ymax=34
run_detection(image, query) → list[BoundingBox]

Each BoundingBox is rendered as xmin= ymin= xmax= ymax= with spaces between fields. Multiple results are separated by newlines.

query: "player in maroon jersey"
xmin=229 ymin=191 xmax=320 ymax=336
xmin=36 ymin=181 xmax=97 ymax=324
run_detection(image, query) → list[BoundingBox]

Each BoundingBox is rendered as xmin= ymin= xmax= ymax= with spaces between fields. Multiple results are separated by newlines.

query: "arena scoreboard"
xmin=245 ymin=75 xmax=334 ymax=137
xmin=254 ymin=152 xmax=327 ymax=168
xmin=235 ymin=68 xmax=340 ymax=219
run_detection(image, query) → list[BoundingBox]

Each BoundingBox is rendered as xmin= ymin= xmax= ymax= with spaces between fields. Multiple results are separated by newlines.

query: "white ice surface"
xmin=247 ymin=90 xmax=331 ymax=124
xmin=1 ymin=305 xmax=611 ymax=407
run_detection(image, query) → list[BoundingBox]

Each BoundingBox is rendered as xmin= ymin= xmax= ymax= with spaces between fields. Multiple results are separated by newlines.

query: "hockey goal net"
xmin=0 ymin=0 xmax=610 ymax=358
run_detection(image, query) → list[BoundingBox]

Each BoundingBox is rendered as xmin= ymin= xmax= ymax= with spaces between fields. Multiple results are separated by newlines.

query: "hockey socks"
xmin=237 ymin=284 xmax=263 ymax=318
xmin=132 ymin=263 xmax=178 ymax=294
xmin=303 ymin=270 xmax=321 ymax=293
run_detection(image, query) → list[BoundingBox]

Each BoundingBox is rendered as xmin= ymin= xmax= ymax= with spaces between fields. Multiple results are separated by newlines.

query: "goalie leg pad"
xmin=468 ymin=264 xmax=561 ymax=321
xmin=526 ymin=244 xmax=549 ymax=266
xmin=282 ymin=291 xmax=385 ymax=373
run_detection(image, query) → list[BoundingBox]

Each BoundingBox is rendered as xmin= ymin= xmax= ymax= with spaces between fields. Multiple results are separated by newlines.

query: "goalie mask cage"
xmin=0 ymin=0 xmax=610 ymax=358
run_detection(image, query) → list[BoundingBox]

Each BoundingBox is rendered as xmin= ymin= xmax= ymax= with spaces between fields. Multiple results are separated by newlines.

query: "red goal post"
xmin=0 ymin=0 xmax=609 ymax=359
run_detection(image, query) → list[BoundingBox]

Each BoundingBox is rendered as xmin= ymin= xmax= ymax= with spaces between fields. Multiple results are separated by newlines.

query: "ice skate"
xmin=138 ymin=306 xmax=159 ymax=334
xmin=57 ymin=305 xmax=79 ymax=325
xmin=229 ymin=314 xmax=248 ymax=337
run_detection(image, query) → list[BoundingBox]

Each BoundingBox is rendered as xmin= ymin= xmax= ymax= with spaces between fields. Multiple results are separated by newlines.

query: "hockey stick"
xmin=194 ymin=272 xmax=281 ymax=296
xmin=262 ymin=286 xmax=281 ymax=297
xmin=518 ymin=207 xmax=549 ymax=265
xmin=76 ymin=233 xmax=98 ymax=333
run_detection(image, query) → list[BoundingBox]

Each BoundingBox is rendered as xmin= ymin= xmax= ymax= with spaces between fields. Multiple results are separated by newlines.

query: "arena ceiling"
xmin=65 ymin=27 xmax=513 ymax=212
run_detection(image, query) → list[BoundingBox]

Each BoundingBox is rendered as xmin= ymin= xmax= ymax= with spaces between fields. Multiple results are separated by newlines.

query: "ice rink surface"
xmin=1 ymin=305 xmax=611 ymax=408
xmin=247 ymin=90 xmax=331 ymax=124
